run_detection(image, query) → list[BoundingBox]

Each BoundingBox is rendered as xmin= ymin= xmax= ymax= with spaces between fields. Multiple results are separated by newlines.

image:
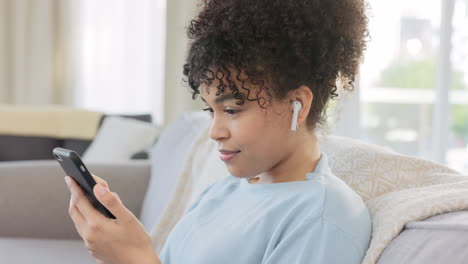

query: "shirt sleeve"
xmin=262 ymin=216 xmax=367 ymax=264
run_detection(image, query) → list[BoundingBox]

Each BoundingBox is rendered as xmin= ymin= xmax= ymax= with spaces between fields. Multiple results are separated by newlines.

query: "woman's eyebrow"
xmin=201 ymin=94 xmax=237 ymax=104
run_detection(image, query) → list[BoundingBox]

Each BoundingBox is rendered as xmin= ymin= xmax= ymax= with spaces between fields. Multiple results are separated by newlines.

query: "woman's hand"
xmin=65 ymin=174 xmax=161 ymax=264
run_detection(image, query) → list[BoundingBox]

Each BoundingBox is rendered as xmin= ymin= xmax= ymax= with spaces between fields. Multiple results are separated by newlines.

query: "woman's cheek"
xmin=233 ymin=118 xmax=264 ymax=145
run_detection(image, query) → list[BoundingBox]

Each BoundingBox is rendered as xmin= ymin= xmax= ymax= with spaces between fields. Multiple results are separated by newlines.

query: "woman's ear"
xmin=289 ymin=85 xmax=313 ymax=126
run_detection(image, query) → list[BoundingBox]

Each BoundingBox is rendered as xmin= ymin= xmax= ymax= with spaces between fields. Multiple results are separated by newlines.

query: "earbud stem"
xmin=290 ymin=101 xmax=302 ymax=131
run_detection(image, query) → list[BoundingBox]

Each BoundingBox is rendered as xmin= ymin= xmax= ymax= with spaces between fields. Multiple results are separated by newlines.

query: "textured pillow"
xmin=82 ymin=116 xmax=160 ymax=162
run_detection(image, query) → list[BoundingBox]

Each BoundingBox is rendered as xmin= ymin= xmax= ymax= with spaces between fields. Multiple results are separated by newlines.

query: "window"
xmin=335 ymin=0 xmax=468 ymax=174
xmin=72 ymin=0 xmax=166 ymax=125
xmin=360 ymin=0 xmax=441 ymax=158
xmin=448 ymin=0 xmax=468 ymax=173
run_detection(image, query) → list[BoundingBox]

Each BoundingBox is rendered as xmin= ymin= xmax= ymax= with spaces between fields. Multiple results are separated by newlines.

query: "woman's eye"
xmin=202 ymin=107 xmax=240 ymax=117
xmin=225 ymin=109 xmax=240 ymax=115
xmin=202 ymin=107 xmax=214 ymax=115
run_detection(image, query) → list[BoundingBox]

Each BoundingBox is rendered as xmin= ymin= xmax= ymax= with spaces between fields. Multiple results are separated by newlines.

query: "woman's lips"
xmin=219 ymin=151 xmax=240 ymax=162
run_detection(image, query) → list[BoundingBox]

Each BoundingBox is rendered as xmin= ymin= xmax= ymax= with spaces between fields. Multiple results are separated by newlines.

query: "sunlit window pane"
xmin=447 ymin=0 xmax=468 ymax=173
xmin=360 ymin=0 xmax=441 ymax=160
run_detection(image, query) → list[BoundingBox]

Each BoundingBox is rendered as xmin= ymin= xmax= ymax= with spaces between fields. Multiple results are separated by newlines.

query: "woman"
xmin=65 ymin=0 xmax=371 ymax=263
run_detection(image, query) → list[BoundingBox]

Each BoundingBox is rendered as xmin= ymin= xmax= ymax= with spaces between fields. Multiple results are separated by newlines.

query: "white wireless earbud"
xmin=290 ymin=101 xmax=302 ymax=131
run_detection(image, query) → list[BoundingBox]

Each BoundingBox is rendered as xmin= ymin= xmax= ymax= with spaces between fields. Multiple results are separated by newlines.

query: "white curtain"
xmin=162 ymin=0 xmax=204 ymax=126
xmin=0 ymin=0 xmax=74 ymax=105
xmin=0 ymin=0 xmax=201 ymax=123
xmin=73 ymin=0 xmax=166 ymax=124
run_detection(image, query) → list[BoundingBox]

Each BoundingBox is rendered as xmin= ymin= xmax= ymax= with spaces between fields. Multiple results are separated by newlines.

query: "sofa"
xmin=1 ymin=111 xmax=468 ymax=264
xmin=0 ymin=113 xmax=153 ymax=162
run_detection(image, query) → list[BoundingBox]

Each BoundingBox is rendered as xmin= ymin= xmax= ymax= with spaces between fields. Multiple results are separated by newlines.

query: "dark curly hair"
xmin=183 ymin=0 xmax=369 ymax=129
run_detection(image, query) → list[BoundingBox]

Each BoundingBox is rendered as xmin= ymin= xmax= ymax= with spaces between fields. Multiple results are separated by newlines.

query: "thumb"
xmin=93 ymin=184 xmax=130 ymax=221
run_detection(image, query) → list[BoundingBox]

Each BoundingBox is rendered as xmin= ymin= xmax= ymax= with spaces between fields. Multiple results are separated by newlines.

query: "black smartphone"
xmin=53 ymin=147 xmax=116 ymax=219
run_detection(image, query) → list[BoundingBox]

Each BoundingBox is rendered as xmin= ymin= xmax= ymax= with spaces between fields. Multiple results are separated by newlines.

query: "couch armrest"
xmin=0 ymin=160 xmax=150 ymax=240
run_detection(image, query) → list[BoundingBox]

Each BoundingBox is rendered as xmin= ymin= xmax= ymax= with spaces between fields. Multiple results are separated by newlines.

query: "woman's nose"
xmin=209 ymin=117 xmax=229 ymax=141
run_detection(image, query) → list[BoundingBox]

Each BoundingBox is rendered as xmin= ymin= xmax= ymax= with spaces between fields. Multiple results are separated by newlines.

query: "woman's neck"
xmin=250 ymin=132 xmax=321 ymax=184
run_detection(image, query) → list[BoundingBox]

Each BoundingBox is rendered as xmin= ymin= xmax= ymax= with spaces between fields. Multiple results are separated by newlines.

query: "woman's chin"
xmin=226 ymin=166 xmax=258 ymax=179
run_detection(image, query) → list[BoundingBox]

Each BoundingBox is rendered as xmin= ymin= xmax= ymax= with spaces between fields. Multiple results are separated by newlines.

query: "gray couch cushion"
xmin=139 ymin=111 xmax=210 ymax=231
xmin=0 ymin=135 xmax=61 ymax=161
xmin=377 ymin=210 xmax=468 ymax=264
xmin=0 ymin=160 xmax=150 ymax=239
xmin=0 ymin=238 xmax=95 ymax=264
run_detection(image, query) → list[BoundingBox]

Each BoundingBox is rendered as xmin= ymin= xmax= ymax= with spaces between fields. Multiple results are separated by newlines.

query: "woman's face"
xmin=199 ymin=81 xmax=296 ymax=179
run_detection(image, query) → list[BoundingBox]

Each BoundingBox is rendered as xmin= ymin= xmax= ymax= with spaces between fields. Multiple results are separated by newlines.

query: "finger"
xmin=94 ymin=184 xmax=132 ymax=221
xmin=66 ymin=176 xmax=106 ymax=221
xmin=91 ymin=174 xmax=109 ymax=190
xmin=69 ymin=198 xmax=87 ymax=236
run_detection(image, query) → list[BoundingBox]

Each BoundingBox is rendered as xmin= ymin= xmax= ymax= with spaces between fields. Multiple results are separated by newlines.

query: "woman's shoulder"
xmin=320 ymin=171 xmax=372 ymax=249
xmin=321 ymin=172 xmax=368 ymax=217
xmin=308 ymin=153 xmax=370 ymax=230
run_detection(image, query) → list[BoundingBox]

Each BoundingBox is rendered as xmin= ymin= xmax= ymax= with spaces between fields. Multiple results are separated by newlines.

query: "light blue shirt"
xmin=159 ymin=153 xmax=372 ymax=264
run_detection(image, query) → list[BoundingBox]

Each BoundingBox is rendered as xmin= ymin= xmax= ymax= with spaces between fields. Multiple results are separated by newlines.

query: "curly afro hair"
xmin=183 ymin=0 xmax=369 ymax=129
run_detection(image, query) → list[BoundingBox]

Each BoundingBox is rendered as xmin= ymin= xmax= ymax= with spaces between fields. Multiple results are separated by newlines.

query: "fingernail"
xmin=65 ymin=176 xmax=71 ymax=186
xmin=96 ymin=184 xmax=107 ymax=196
